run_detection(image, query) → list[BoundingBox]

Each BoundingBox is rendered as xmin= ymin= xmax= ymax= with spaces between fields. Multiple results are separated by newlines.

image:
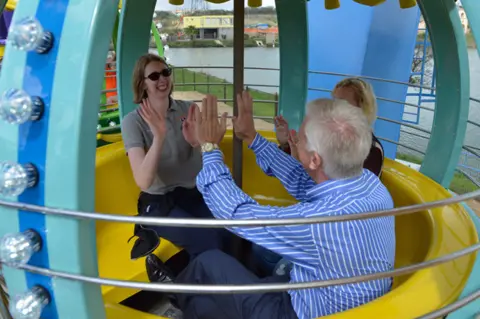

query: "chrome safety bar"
xmin=2 ymin=243 xmax=478 ymax=294
xmin=0 ymin=189 xmax=479 ymax=228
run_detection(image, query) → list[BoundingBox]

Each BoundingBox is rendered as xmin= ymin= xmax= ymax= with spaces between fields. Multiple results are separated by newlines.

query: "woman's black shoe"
xmin=145 ymin=254 xmax=175 ymax=283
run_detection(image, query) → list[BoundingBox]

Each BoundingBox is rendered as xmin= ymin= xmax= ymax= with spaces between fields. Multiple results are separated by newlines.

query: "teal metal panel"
xmin=117 ymin=0 xmax=157 ymax=121
xmin=462 ymin=0 xmax=480 ymax=57
xmin=447 ymin=203 xmax=480 ymax=319
xmin=418 ymin=0 xmax=470 ymax=188
xmin=44 ymin=0 xmax=119 ymax=317
xmin=0 ymin=0 xmax=36 ymax=300
xmin=275 ymin=0 xmax=308 ymax=131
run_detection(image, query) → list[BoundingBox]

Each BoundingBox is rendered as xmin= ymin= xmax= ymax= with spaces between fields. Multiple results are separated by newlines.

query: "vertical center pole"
xmin=232 ymin=0 xmax=244 ymax=188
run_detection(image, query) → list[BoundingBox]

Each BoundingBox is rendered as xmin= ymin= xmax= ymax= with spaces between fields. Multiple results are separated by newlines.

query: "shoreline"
xmin=149 ymin=33 xmax=476 ymax=49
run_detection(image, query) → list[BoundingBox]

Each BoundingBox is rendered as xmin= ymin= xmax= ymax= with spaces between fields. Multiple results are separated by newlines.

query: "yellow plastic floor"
xmin=95 ymin=131 xmax=478 ymax=319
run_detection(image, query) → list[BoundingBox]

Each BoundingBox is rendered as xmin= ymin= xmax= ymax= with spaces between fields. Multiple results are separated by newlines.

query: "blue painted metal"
xmin=276 ymin=0 xmax=308 ymax=131
xmin=15 ymin=1 xmax=74 ymax=317
xmin=307 ymin=1 xmax=373 ymax=102
xmin=0 ymin=0 xmax=32 ymax=300
xmin=307 ymin=1 xmax=419 ymax=160
xmin=43 ymin=0 xmax=118 ymax=317
xmin=361 ymin=2 xmax=420 ymax=159
xmin=447 ymin=203 xmax=480 ymax=319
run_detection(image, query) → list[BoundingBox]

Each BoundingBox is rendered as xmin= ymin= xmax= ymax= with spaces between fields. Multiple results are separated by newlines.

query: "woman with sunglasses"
xmin=121 ymin=54 xmax=230 ymax=278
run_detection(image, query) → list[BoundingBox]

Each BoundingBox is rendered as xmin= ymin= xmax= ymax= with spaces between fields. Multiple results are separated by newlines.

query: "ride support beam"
xmin=117 ymin=0 xmax=157 ymax=121
xmin=418 ymin=0 xmax=470 ymax=188
xmin=275 ymin=0 xmax=308 ymax=131
xmin=232 ymin=0 xmax=244 ymax=188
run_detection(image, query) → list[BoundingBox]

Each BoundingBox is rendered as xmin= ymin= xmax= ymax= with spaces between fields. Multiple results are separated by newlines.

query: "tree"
xmin=184 ymin=26 xmax=197 ymax=41
xmin=409 ymin=41 xmax=434 ymax=87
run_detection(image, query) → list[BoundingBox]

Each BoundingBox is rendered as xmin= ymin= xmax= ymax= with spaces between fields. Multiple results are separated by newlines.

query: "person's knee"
xmin=195 ymin=249 xmax=227 ymax=265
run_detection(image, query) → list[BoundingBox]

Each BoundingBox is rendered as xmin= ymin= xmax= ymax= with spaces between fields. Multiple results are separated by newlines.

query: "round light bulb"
xmin=0 ymin=161 xmax=38 ymax=197
xmin=0 ymin=229 xmax=42 ymax=265
xmin=108 ymin=121 xmax=116 ymax=127
xmin=10 ymin=286 xmax=50 ymax=319
xmin=164 ymin=44 xmax=170 ymax=51
xmin=8 ymin=17 xmax=54 ymax=54
xmin=0 ymin=89 xmax=44 ymax=124
xmin=156 ymin=22 xmax=163 ymax=29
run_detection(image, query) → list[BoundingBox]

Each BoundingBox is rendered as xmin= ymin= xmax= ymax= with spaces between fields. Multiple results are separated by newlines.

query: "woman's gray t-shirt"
xmin=121 ymin=99 xmax=202 ymax=195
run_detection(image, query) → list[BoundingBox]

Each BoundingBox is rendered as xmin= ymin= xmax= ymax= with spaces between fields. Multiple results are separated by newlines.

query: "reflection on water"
xmin=160 ymin=47 xmax=480 ymax=154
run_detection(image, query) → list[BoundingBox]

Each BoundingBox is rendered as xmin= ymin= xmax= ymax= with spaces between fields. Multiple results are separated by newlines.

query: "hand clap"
xmin=232 ymin=91 xmax=257 ymax=146
xmin=274 ymin=115 xmax=290 ymax=146
xmin=194 ymin=95 xmax=228 ymax=145
xmin=182 ymin=103 xmax=200 ymax=147
xmin=138 ymin=98 xmax=167 ymax=139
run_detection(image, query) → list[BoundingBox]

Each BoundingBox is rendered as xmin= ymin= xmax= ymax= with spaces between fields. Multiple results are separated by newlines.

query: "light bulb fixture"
xmin=164 ymin=44 xmax=170 ymax=51
xmin=9 ymin=285 xmax=50 ymax=319
xmin=108 ymin=121 xmax=116 ymax=127
xmin=0 ymin=229 xmax=42 ymax=265
xmin=0 ymin=161 xmax=39 ymax=197
xmin=8 ymin=17 xmax=54 ymax=54
xmin=0 ymin=89 xmax=44 ymax=125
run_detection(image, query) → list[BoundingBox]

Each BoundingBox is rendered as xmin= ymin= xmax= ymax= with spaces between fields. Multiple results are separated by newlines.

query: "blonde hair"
xmin=333 ymin=77 xmax=377 ymax=126
xmin=132 ymin=54 xmax=171 ymax=104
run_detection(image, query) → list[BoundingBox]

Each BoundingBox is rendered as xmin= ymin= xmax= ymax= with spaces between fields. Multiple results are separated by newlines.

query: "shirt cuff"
xmin=202 ymin=149 xmax=224 ymax=165
xmin=248 ymin=133 xmax=270 ymax=154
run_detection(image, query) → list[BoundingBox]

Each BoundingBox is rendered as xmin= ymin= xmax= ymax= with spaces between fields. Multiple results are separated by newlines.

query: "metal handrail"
xmin=3 ymin=242 xmax=478 ymax=294
xmin=417 ymin=289 xmax=480 ymax=319
xmin=0 ymin=189 xmax=478 ymax=228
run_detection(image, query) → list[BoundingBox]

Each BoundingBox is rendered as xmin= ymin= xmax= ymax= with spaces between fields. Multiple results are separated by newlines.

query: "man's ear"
xmin=308 ymin=152 xmax=322 ymax=171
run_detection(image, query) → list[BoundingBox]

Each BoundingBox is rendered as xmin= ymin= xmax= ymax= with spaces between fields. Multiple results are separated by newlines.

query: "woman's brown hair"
xmin=132 ymin=54 xmax=171 ymax=104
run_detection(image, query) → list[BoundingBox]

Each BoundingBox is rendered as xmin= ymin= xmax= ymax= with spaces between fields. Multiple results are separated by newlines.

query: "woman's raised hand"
xmin=288 ymin=129 xmax=299 ymax=160
xmin=274 ymin=115 xmax=290 ymax=145
xmin=138 ymin=98 xmax=167 ymax=139
xmin=233 ymin=91 xmax=257 ymax=146
xmin=182 ymin=103 xmax=200 ymax=147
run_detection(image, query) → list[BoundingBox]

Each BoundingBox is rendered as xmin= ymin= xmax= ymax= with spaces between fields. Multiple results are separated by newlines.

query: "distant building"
xmin=183 ymin=15 xmax=234 ymax=40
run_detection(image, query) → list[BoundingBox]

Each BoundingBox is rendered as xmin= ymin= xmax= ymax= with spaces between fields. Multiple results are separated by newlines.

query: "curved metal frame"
xmin=417 ymin=0 xmax=470 ymax=188
xmin=0 ymin=1 xmax=479 ymax=319
xmin=275 ymin=0 xmax=308 ymax=131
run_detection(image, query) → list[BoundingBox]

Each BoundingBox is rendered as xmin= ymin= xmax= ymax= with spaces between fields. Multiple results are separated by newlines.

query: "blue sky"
xmin=155 ymin=0 xmax=276 ymax=11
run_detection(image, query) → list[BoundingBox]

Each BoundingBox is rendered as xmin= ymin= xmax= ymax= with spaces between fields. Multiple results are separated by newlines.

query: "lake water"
xmin=160 ymin=47 xmax=480 ymax=156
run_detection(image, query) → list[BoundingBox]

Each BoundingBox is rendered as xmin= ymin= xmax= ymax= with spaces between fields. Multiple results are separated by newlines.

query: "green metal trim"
xmin=462 ymin=0 xmax=480 ymax=57
xmin=275 ymin=0 xmax=308 ymax=131
xmin=117 ymin=0 xmax=156 ymax=121
xmin=151 ymin=21 xmax=164 ymax=58
xmin=0 ymin=0 xmax=7 ymax=13
xmin=418 ymin=0 xmax=470 ymax=188
xmin=112 ymin=11 xmax=120 ymax=50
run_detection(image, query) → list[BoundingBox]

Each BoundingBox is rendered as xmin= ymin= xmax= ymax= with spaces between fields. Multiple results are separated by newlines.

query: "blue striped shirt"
xmin=196 ymin=134 xmax=396 ymax=318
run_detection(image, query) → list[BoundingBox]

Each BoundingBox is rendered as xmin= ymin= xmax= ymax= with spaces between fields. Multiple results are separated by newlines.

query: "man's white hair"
xmin=304 ymin=98 xmax=372 ymax=179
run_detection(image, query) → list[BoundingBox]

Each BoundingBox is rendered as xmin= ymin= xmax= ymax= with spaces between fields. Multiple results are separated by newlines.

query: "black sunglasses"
xmin=145 ymin=68 xmax=172 ymax=81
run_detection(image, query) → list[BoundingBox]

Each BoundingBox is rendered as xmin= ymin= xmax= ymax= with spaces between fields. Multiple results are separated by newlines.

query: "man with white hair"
xmin=174 ymin=92 xmax=396 ymax=319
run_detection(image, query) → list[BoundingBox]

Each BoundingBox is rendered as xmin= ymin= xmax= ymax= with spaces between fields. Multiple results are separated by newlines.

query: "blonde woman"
xmin=275 ymin=77 xmax=384 ymax=176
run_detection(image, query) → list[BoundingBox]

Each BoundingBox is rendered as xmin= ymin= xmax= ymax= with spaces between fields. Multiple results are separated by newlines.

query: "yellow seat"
xmin=95 ymin=131 xmax=478 ymax=319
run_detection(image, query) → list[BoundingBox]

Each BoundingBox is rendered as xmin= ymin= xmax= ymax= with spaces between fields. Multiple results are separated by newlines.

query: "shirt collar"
xmin=305 ymin=169 xmax=373 ymax=201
